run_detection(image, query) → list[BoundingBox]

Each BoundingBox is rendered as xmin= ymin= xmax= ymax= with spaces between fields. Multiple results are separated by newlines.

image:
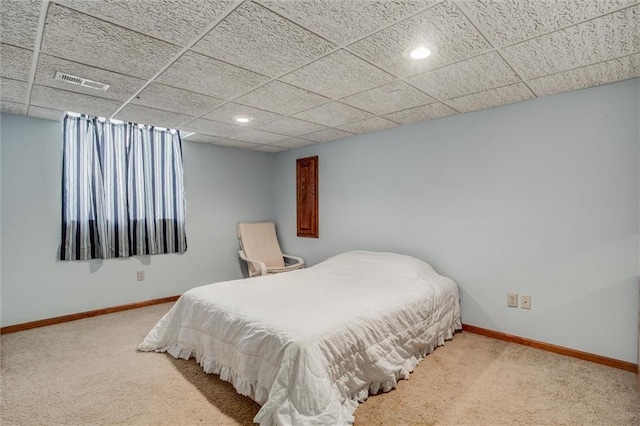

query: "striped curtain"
xmin=60 ymin=114 xmax=187 ymax=260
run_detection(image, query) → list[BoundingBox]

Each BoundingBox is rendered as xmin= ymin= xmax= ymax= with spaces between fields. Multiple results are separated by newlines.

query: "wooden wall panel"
xmin=296 ymin=156 xmax=318 ymax=238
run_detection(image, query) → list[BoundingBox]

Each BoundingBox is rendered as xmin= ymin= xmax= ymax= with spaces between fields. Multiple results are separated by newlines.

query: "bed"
xmin=138 ymin=250 xmax=461 ymax=425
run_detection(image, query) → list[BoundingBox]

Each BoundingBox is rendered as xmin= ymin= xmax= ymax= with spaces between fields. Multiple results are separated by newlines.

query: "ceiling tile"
xmin=113 ymin=104 xmax=192 ymax=128
xmin=337 ymin=116 xmax=398 ymax=134
xmin=302 ymin=127 xmax=354 ymax=142
xmin=384 ymin=102 xmax=458 ymax=124
xmin=528 ymin=53 xmax=640 ymax=97
xmin=193 ymin=2 xmax=336 ymax=77
xmin=340 ymin=80 xmax=435 ymax=115
xmin=183 ymin=133 xmax=264 ymax=150
xmin=157 ymin=51 xmax=269 ymax=100
xmin=445 ymin=82 xmax=534 ymax=113
xmin=235 ymin=81 xmax=330 ymax=115
xmin=257 ymin=116 xmax=325 ymax=137
xmin=0 ymin=78 xmax=28 ymax=103
xmin=27 ymin=105 xmax=66 ymax=121
xmin=271 ymin=137 xmax=317 ymax=149
xmin=0 ymin=0 xmax=41 ymax=49
xmin=406 ymin=51 xmax=521 ymax=99
xmin=225 ymin=127 xmax=287 ymax=144
xmin=258 ymin=0 xmax=437 ymax=45
xmin=348 ymin=1 xmax=492 ymax=78
xmin=182 ymin=134 xmax=224 ymax=144
xmin=57 ymin=0 xmax=237 ymax=46
xmin=212 ymin=139 xmax=262 ymax=149
xmin=41 ymin=3 xmax=180 ymax=79
xmin=458 ymin=0 xmax=638 ymax=47
xmin=1 ymin=100 xmax=27 ymax=115
xmin=203 ymin=102 xmax=282 ymax=126
xmin=34 ymin=54 xmax=145 ymax=101
xmin=0 ymin=44 xmax=33 ymax=82
xmin=292 ymin=101 xmax=373 ymax=127
xmin=252 ymin=144 xmax=286 ymax=153
xmin=30 ymin=85 xmax=122 ymax=117
xmin=502 ymin=6 xmax=639 ymax=80
xmin=280 ymin=49 xmax=395 ymax=99
xmin=132 ymin=83 xmax=223 ymax=117
xmin=177 ymin=118 xmax=241 ymax=137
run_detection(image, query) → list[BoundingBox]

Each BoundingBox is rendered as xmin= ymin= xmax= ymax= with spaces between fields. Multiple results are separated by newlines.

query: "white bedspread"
xmin=138 ymin=251 xmax=461 ymax=425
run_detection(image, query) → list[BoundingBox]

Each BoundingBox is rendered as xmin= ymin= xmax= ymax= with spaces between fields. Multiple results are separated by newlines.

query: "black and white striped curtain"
xmin=60 ymin=114 xmax=187 ymax=260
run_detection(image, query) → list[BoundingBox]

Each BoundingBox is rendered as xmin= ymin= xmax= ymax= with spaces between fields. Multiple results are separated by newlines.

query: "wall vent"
xmin=54 ymin=71 xmax=110 ymax=91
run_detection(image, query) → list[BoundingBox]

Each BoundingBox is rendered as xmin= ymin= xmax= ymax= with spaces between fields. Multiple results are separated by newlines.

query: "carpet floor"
xmin=1 ymin=302 xmax=638 ymax=425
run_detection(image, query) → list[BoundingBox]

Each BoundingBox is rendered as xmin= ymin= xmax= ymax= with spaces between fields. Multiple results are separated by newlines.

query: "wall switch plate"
xmin=507 ymin=293 xmax=518 ymax=308
xmin=137 ymin=271 xmax=145 ymax=281
xmin=521 ymin=295 xmax=531 ymax=309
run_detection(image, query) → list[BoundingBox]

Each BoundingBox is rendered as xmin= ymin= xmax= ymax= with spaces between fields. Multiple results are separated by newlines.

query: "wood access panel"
xmin=296 ymin=156 xmax=318 ymax=238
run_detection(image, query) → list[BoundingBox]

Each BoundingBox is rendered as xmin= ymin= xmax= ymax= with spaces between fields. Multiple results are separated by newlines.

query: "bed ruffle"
xmin=253 ymin=317 xmax=462 ymax=425
xmin=139 ymin=322 xmax=460 ymax=426
xmin=352 ymin=325 xmax=457 ymax=402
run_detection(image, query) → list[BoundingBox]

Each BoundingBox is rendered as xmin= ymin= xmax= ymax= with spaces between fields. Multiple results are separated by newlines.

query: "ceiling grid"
xmin=0 ymin=0 xmax=637 ymax=151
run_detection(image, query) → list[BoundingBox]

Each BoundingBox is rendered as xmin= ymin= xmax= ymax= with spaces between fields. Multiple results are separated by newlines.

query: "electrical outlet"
xmin=507 ymin=293 xmax=518 ymax=308
xmin=137 ymin=270 xmax=145 ymax=281
xmin=521 ymin=295 xmax=531 ymax=310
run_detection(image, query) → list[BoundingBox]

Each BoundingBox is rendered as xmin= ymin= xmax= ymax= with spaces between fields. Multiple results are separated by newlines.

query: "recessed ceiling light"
xmin=409 ymin=46 xmax=431 ymax=60
xmin=235 ymin=117 xmax=252 ymax=123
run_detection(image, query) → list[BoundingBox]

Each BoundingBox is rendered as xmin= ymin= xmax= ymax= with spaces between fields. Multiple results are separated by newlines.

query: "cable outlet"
xmin=137 ymin=270 xmax=145 ymax=281
xmin=521 ymin=295 xmax=531 ymax=310
xmin=507 ymin=293 xmax=518 ymax=308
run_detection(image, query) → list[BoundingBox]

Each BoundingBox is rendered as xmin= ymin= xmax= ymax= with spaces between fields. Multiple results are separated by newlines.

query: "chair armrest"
xmin=238 ymin=250 xmax=267 ymax=276
xmin=282 ymin=253 xmax=305 ymax=267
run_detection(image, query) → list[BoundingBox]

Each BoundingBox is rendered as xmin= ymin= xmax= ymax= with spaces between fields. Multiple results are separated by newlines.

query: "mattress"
xmin=138 ymin=250 xmax=461 ymax=425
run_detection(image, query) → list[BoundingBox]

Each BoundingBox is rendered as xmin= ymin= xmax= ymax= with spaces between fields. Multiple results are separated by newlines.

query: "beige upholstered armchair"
xmin=237 ymin=222 xmax=305 ymax=277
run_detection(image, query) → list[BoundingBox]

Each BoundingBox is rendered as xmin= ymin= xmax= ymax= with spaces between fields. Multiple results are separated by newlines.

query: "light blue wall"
xmin=1 ymin=80 xmax=638 ymax=363
xmin=272 ymin=79 xmax=640 ymax=363
xmin=0 ymin=113 xmax=274 ymax=326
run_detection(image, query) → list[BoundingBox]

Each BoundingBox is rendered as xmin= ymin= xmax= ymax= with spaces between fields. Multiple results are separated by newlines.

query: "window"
xmin=59 ymin=114 xmax=187 ymax=260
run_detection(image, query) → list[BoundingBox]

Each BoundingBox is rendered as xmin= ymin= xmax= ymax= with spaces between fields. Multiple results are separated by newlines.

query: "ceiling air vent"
xmin=54 ymin=71 xmax=110 ymax=91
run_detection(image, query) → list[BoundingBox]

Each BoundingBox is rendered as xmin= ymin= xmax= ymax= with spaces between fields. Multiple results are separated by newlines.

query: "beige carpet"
xmin=1 ymin=303 xmax=638 ymax=425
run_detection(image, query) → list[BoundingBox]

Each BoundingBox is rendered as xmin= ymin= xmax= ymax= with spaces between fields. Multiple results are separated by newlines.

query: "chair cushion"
xmin=238 ymin=222 xmax=285 ymax=274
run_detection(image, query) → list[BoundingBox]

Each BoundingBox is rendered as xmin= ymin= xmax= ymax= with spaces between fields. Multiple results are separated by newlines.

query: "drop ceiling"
xmin=0 ymin=0 xmax=638 ymax=152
